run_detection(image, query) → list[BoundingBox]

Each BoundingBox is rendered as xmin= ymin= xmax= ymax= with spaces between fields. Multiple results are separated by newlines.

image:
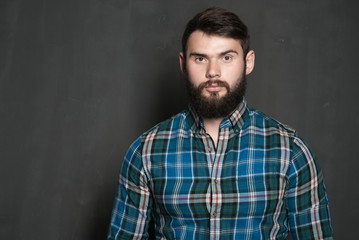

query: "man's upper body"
xmin=108 ymin=6 xmax=333 ymax=240
xmin=108 ymin=100 xmax=332 ymax=240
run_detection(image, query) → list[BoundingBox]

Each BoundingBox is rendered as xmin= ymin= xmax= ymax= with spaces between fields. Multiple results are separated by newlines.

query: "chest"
xmin=146 ymin=130 xmax=291 ymax=217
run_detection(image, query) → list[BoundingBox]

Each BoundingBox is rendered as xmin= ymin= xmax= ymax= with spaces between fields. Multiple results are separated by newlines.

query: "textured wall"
xmin=1 ymin=0 xmax=358 ymax=239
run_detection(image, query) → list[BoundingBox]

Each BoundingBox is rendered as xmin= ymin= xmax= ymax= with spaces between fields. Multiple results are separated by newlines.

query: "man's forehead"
xmin=187 ymin=30 xmax=241 ymax=42
xmin=186 ymin=31 xmax=243 ymax=55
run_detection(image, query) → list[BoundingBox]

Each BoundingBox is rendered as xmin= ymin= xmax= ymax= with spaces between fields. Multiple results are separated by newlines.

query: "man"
xmin=108 ymin=7 xmax=333 ymax=240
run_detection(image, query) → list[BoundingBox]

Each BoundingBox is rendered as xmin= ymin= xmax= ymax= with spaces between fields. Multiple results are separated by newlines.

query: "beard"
xmin=186 ymin=72 xmax=247 ymax=119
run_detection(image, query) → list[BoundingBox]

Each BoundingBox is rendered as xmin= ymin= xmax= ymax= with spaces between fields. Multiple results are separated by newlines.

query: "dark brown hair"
xmin=181 ymin=7 xmax=250 ymax=57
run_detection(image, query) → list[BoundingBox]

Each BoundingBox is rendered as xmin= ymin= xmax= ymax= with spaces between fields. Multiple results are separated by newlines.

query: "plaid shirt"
xmin=108 ymin=100 xmax=333 ymax=240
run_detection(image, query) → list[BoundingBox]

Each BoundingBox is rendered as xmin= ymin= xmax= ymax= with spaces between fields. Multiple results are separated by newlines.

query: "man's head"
xmin=181 ymin=7 xmax=250 ymax=61
xmin=179 ymin=7 xmax=255 ymax=119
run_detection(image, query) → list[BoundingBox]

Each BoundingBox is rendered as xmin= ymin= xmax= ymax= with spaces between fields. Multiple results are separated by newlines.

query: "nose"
xmin=206 ymin=60 xmax=221 ymax=79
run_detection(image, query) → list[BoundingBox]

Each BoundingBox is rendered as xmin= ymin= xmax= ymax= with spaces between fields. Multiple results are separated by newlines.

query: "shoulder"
xmin=245 ymin=106 xmax=298 ymax=138
xmin=246 ymin=107 xmax=318 ymax=166
xmin=140 ymin=109 xmax=192 ymax=140
xmin=246 ymin=107 xmax=317 ymax=160
xmin=128 ymin=109 xmax=191 ymax=151
xmin=122 ymin=110 xmax=190 ymax=172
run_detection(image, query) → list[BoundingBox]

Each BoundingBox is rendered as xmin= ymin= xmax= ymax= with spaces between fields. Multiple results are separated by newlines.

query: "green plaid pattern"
xmin=108 ymin=100 xmax=333 ymax=240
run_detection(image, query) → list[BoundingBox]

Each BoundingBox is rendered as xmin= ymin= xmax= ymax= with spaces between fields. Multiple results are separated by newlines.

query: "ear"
xmin=245 ymin=50 xmax=255 ymax=75
xmin=179 ymin=52 xmax=186 ymax=74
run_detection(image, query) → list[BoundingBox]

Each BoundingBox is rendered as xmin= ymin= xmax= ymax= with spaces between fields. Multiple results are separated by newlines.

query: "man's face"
xmin=179 ymin=30 xmax=255 ymax=118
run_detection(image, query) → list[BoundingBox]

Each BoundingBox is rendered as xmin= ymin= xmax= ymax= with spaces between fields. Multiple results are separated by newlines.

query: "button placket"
xmin=203 ymin=135 xmax=219 ymax=220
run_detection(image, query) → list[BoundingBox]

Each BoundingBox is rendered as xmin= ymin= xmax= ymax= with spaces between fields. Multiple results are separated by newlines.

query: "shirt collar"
xmin=187 ymin=98 xmax=249 ymax=133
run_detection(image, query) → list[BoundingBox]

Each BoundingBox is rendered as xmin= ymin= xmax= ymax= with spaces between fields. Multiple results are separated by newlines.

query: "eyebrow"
xmin=189 ymin=50 xmax=239 ymax=58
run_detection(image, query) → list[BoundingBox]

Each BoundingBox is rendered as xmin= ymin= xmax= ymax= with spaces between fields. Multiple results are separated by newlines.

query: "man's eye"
xmin=223 ymin=56 xmax=232 ymax=61
xmin=195 ymin=57 xmax=205 ymax=62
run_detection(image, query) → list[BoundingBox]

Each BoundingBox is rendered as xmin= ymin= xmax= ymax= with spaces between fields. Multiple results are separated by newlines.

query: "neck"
xmin=203 ymin=117 xmax=224 ymax=148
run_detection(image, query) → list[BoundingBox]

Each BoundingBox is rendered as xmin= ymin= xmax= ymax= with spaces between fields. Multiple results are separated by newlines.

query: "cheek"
xmin=223 ymin=65 xmax=244 ymax=82
xmin=187 ymin=65 xmax=205 ymax=84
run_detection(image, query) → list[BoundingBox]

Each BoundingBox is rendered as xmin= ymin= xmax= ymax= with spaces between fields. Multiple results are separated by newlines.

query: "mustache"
xmin=198 ymin=79 xmax=230 ymax=90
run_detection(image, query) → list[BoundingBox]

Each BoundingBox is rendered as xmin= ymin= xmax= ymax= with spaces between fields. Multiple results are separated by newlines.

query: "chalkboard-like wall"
xmin=1 ymin=0 xmax=358 ymax=239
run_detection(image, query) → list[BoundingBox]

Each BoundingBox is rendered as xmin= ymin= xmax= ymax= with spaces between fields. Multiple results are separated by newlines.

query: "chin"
xmin=203 ymin=93 xmax=226 ymax=99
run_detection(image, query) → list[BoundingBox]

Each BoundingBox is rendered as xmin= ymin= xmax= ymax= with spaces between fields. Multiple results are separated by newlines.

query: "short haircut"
xmin=181 ymin=7 xmax=250 ymax=58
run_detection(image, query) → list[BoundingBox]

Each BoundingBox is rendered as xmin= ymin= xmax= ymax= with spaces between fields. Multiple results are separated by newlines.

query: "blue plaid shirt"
xmin=108 ymin=100 xmax=333 ymax=239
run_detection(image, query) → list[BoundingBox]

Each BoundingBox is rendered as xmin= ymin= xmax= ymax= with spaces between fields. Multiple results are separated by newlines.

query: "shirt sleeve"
xmin=108 ymin=137 xmax=153 ymax=240
xmin=286 ymin=135 xmax=333 ymax=239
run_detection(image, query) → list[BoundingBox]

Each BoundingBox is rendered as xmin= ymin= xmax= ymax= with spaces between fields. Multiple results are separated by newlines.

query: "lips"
xmin=205 ymin=84 xmax=224 ymax=92
xmin=201 ymin=80 xmax=228 ymax=93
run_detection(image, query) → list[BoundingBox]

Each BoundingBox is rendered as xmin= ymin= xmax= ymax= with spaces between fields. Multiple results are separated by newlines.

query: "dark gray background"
xmin=1 ymin=0 xmax=358 ymax=239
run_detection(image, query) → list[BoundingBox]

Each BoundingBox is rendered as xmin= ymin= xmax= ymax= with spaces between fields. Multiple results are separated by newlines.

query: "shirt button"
xmin=214 ymin=179 xmax=219 ymax=184
xmin=208 ymin=147 xmax=212 ymax=152
xmin=213 ymin=212 xmax=217 ymax=217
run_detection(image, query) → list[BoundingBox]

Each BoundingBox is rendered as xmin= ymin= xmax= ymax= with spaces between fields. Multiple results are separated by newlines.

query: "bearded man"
xmin=108 ymin=7 xmax=333 ymax=240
